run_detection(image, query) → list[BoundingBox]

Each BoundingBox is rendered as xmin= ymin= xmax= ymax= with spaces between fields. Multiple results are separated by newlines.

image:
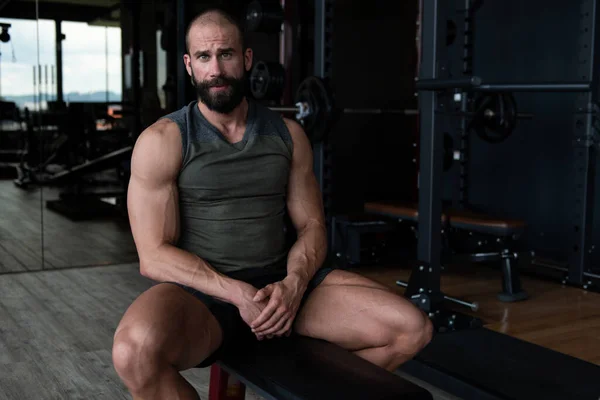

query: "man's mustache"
xmin=205 ymin=76 xmax=236 ymax=87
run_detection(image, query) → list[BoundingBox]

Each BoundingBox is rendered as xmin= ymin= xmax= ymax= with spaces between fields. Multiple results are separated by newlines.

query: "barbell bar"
xmin=416 ymin=77 xmax=592 ymax=92
xmin=270 ymin=100 xmax=532 ymax=147
xmin=269 ymin=104 xmax=532 ymax=119
xmin=270 ymin=105 xmax=420 ymax=116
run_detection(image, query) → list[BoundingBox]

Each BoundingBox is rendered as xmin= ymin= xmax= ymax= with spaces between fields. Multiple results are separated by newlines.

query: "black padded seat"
xmin=364 ymin=201 xmax=526 ymax=237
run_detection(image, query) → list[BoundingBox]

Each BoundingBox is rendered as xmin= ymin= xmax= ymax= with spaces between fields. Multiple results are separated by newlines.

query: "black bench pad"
xmin=218 ymin=334 xmax=433 ymax=400
xmin=404 ymin=328 xmax=600 ymax=400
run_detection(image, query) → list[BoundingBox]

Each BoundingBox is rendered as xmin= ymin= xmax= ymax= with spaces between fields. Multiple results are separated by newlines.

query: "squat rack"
xmin=409 ymin=0 xmax=599 ymax=327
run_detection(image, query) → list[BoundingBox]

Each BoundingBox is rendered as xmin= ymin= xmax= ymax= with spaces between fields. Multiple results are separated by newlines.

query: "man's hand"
xmin=250 ymin=275 xmax=307 ymax=339
xmin=235 ymin=283 xmax=270 ymax=337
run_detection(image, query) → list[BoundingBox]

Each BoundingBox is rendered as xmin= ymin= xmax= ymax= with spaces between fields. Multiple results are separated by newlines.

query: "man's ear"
xmin=183 ymin=54 xmax=192 ymax=76
xmin=244 ymin=48 xmax=253 ymax=72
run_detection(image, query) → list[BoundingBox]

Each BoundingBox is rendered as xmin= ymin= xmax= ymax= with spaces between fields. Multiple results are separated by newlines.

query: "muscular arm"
xmin=283 ymin=119 xmax=329 ymax=289
xmin=127 ymin=120 xmax=251 ymax=306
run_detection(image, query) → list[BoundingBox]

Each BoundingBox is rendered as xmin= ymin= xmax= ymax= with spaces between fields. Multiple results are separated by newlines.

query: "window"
xmin=0 ymin=18 xmax=55 ymax=112
xmin=61 ymin=21 xmax=121 ymax=103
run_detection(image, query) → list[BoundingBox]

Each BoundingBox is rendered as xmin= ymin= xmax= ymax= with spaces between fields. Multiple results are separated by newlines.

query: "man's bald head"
xmin=185 ymin=7 xmax=246 ymax=55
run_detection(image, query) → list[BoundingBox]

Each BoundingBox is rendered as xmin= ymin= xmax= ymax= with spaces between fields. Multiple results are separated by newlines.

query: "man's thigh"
xmin=293 ymin=269 xmax=426 ymax=351
xmin=113 ymin=283 xmax=225 ymax=371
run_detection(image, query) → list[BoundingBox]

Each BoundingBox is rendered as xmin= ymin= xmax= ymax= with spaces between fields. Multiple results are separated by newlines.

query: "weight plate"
xmin=250 ymin=61 xmax=285 ymax=100
xmin=470 ymin=92 xmax=517 ymax=144
xmin=294 ymin=76 xmax=334 ymax=143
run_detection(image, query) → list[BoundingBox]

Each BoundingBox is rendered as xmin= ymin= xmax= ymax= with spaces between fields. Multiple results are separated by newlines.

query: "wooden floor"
xmin=356 ymin=262 xmax=600 ymax=366
xmin=0 ymin=180 xmax=138 ymax=272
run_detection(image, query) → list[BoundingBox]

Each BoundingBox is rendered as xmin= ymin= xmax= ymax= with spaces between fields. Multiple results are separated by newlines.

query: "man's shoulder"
xmin=143 ymin=117 xmax=181 ymax=139
xmin=135 ymin=119 xmax=182 ymax=156
xmin=130 ymin=120 xmax=183 ymax=181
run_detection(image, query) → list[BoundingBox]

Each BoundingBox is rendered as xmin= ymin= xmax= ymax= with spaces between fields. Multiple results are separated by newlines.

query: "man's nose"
xmin=208 ymin=57 xmax=223 ymax=76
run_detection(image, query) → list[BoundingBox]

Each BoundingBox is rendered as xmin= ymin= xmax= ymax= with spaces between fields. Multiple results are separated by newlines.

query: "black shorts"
xmin=166 ymin=264 xmax=337 ymax=368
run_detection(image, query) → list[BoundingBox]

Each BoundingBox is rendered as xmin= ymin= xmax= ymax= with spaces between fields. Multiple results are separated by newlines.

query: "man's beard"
xmin=192 ymin=71 xmax=247 ymax=114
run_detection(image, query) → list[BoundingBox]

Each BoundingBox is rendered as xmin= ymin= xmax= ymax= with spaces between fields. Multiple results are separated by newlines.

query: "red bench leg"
xmin=209 ymin=364 xmax=246 ymax=400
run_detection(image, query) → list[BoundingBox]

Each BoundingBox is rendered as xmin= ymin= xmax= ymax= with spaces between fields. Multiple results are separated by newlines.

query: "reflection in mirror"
xmin=0 ymin=15 xmax=46 ymax=273
xmin=38 ymin=10 xmax=138 ymax=269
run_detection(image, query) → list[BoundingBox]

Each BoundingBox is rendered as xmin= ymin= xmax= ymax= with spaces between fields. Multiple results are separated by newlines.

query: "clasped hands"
xmin=237 ymin=275 xmax=306 ymax=340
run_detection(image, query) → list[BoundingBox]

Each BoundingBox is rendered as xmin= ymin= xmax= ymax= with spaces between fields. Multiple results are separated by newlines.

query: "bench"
xmin=208 ymin=334 xmax=433 ymax=400
xmin=363 ymin=201 xmax=528 ymax=302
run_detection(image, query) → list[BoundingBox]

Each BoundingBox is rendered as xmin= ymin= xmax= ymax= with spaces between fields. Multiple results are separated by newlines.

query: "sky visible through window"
xmin=0 ymin=17 xmax=122 ymax=106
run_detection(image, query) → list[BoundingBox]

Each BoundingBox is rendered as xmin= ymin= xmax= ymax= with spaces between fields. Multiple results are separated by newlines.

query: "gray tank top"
xmin=161 ymin=100 xmax=294 ymax=274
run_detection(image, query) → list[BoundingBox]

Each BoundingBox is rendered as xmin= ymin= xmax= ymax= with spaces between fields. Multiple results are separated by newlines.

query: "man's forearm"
xmin=285 ymin=220 xmax=328 ymax=288
xmin=140 ymin=244 xmax=250 ymax=306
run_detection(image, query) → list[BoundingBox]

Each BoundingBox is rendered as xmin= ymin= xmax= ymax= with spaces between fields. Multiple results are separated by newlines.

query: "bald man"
xmin=112 ymin=7 xmax=432 ymax=399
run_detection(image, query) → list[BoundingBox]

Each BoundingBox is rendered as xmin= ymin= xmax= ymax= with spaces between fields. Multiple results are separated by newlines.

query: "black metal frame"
xmin=567 ymin=0 xmax=598 ymax=288
xmin=411 ymin=0 xmax=600 ymax=321
xmin=406 ymin=0 xmax=446 ymax=311
xmin=415 ymin=78 xmax=592 ymax=92
xmin=54 ymin=21 xmax=64 ymax=104
xmin=313 ymin=0 xmax=335 ymax=246
xmin=176 ymin=0 xmax=187 ymax=110
xmin=456 ymin=1 xmax=475 ymax=208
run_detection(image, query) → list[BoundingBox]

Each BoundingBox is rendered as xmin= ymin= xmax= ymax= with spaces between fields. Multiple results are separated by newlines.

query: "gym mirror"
xmin=0 ymin=5 xmax=45 ymax=273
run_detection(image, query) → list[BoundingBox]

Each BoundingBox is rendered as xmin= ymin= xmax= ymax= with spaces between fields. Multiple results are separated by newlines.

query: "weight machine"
xmin=407 ymin=0 xmax=600 ymax=329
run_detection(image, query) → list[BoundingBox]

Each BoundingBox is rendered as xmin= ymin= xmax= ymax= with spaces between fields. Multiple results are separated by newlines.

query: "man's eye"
xmin=221 ymin=52 xmax=232 ymax=59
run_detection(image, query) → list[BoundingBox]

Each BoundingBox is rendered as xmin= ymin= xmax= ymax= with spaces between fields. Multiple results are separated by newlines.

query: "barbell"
xmin=250 ymin=63 xmax=532 ymax=143
xmin=269 ymin=106 xmax=419 ymax=116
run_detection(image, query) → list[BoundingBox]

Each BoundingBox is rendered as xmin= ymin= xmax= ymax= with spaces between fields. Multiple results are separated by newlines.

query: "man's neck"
xmin=198 ymin=98 xmax=249 ymax=135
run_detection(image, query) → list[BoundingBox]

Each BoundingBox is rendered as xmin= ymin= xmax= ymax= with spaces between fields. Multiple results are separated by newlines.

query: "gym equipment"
xmin=416 ymin=77 xmax=591 ymax=92
xmin=13 ymin=104 xmax=75 ymax=189
xmin=395 ymin=280 xmax=479 ymax=311
xmin=265 ymin=74 xmax=531 ymax=143
xmin=46 ymin=146 xmax=133 ymax=184
xmin=0 ymin=101 xmax=23 ymax=179
xmin=245 ymin=0 xmax=284 ymax=33
xmin=403 ymin=0 xmax=600 ymax=330
xmin=290 ymin=76 xmax=333 ymax=143
xmin=469 ymin=92 xmax=517 ymax=144
xmin=364 ymin=201 xmax=528 ymax=306
xmin=330 ymin=214 xmax=404 ymax=268
xmin=44 ymin=146 xmax=133 ymax=220
xmin=13 ymin=102 xmax=130 ymax=189
xmin=250 ymin=61 xmax=285 ymax=100
xmin=403 ymin=327 xmax=600 ymax=400
xmin=208 ymin=334 xmax=433 ymax=400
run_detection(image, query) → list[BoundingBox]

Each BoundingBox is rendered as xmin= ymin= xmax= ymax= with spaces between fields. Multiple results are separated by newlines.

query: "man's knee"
xmin=392 ymin=310 xmax=433 ymax=358
xmin=112 ymin=325 xmax=165 ymax=391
